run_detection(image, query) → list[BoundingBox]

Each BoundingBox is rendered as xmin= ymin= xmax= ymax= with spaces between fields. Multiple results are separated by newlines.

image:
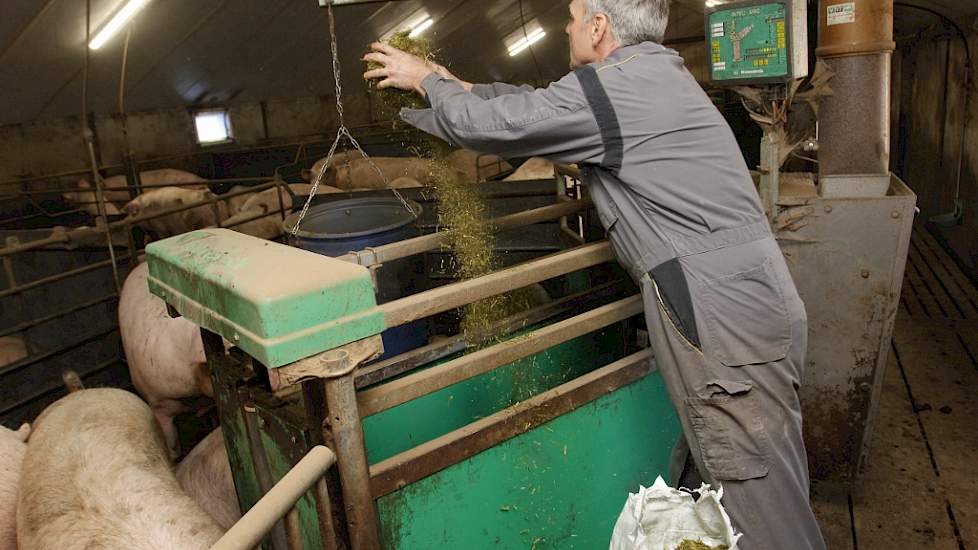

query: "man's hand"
xmin=363 ymin=43 xmax=473 ymax=96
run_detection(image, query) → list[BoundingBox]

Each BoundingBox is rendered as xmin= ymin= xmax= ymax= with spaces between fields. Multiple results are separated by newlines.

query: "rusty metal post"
xmin=759 ymin=132 xmax=781 ymax=219
xmin=243 ymin=404 xmax=291 ymax=550
xmin=319 ymin=349 xmax=380 ymax=550
xmin=301 ymin=379 xmax=345 ymax=550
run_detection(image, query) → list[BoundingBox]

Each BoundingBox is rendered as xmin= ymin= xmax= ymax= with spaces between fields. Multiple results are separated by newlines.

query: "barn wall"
xmin=0 ymin=91 xmax=374 ymax=182
xmin=891 ymin=30 xmax=978 ymax=278
xmin=0 ymin=90 xmax=378 ymax=426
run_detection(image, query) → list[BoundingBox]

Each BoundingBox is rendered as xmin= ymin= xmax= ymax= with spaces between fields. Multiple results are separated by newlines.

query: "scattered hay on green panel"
xmin=677 ymin=540 xmax=729 ymax=550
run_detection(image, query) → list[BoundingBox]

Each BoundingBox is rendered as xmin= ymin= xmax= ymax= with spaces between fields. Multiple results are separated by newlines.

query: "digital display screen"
xmin=708 ymin=2 xmax=790 ymax=83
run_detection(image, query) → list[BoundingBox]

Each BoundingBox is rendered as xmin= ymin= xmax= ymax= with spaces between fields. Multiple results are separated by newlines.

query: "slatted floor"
xmin=812 ymin=225 xmax=978 ymax=549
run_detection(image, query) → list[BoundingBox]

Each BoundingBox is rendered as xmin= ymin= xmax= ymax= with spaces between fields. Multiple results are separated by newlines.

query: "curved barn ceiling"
xmin=0 ymin=0 xmax=975 ymax=126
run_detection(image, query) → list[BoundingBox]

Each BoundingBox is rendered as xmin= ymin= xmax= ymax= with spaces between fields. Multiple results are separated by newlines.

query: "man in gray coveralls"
xmin=364 ymin=0 xmax=826 ymax=547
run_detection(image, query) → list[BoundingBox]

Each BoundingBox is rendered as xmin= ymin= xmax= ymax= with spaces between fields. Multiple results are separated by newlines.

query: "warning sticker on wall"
xmin=826 ymin=2 xmax=856 ymax=25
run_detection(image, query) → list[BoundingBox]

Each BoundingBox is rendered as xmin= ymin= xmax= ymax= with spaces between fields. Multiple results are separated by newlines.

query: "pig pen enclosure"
xmin=0 ymin=131 xmax=521 ymax=427
xmin=0 ymin=126 xmax=680 ymax=548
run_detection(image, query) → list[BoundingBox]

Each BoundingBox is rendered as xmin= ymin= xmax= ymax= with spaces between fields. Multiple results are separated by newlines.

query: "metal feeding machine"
xmin=145 ymin=188 xmax=682 ymax=549
xmin=706 ymin=0 xmax=918 ymax=484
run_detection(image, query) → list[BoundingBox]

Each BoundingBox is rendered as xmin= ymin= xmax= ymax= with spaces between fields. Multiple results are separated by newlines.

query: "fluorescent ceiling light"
xmin=408 ymin=17 xmax=434 ymax=38
xmin=382 ymin=11 xmax=434 ymax=41
xmin=89 ymin=0 xmax=151 ymax=50
xmin=508 ymin=28 xmax=546 ymax=56
xmin=705 ymin=0 xmax=721 ymax=6
xmin=194 ymin=110 xmax=232 ymax=145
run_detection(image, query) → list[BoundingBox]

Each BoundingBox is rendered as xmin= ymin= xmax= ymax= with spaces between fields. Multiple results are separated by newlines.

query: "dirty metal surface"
xmin=379 ymin=241 xmax=615 ymax=328
xmin=148 ymin=229 xmax=383 ymax=369
xmin=203 ymin=330 xmax=273 ymax=550
xmin=372 ymin=351 xmax=680 ymax=549
xmin=811 ymin=307 xmax=978 ymax=548
xmin=776 ymin=175 xmax=916 ymax=482
xmin=369 ymin=348 xmax=655 ymax=498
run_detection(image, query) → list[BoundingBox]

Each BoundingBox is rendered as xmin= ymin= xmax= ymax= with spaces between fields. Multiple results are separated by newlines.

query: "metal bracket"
xmin=351 ymin=246 xmax=380 ymax=268
xmin=270 ymin=335 xmax=384 ymax=388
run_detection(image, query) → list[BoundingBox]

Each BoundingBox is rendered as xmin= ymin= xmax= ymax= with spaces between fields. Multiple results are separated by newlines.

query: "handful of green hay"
xmin=366 ymin=31 xmax=434 ymax=117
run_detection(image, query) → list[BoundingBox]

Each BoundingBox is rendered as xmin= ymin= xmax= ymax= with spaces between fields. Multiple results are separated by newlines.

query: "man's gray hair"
xmin=584 ymin=0 xmax=670 ymax=45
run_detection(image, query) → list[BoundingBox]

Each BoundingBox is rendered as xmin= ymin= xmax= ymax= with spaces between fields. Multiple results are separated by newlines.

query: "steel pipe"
xmin=358 ymin=295 xmax=642 ymax=417
xmin=0 ymin=181 xmax=285 ymax=258
xmin=0 ymin=324 xmax=119 ymax=377
xmin=209 ymin=445 xmax=337 ymax=550
xmin=337 ymin=199 xmax=592 ymax=267
xmin=243 ymin=405 xmax=291 ymax=550
xmin=319 ymin=351 xmax=381 ymax=550
xmin=0 ymin=356 xmax=122 ymax=416
xmin=379 ymin=241 xmax=614 ymax=329
xmin=7 ymin=177 xmax=277 ymax=198
xmin=0 ymin=293 xmax=118 ymax=338
xmin=354 ymin=280 xmax=627 ymax=389
xmin=0 ymin=256 xmax=131 ymax=300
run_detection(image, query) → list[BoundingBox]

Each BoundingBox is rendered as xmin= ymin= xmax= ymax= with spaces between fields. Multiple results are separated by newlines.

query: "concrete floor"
xmin=811 ymin=225 xmax=978 ymax=549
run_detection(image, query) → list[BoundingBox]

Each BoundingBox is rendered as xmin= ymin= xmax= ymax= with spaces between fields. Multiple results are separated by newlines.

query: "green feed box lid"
xmin=145 ymin=229 xmax=384 ymax=368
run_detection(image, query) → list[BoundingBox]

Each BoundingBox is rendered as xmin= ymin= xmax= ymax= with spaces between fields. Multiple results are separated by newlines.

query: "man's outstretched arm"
xmin=363 ymin=43 xmax=604 ymax=164
xmin=401 ymin=73 xmax=603 ymax=164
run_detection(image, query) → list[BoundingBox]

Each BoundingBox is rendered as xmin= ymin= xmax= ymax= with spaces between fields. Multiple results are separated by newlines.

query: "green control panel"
xmin=707 ymin=1 xmax=791 ymax=84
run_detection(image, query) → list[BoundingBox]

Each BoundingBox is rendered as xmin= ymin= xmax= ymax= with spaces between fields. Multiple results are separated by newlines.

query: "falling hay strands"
xmin=367 ymin=32 xmax=534 ymax=345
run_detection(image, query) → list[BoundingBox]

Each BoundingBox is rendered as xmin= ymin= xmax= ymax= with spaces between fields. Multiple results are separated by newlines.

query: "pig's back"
xmin=119 ymin=264 xmax=205 ymax=402
xmin=0 ymin=426 xmax=26 ymax=550
xmin=16 ymin=389 xmax=223 ymax=550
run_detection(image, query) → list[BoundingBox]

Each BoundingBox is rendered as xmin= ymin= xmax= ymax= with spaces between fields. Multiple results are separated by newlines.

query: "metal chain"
xmin=291 ymin=1 xmax=412 ymax=237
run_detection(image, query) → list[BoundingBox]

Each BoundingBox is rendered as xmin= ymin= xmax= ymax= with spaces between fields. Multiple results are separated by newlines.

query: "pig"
xmin=61 ymin=370 xmax=84 ymax=393
xmin=304 ymin=156 xmax=435 ymax=190
xmin=0 ymin=424 xmax=29 ymax=550
xmin=239 ymin=184 xmax=342 ymax=216
xmin=51 ymin=218 xmax=129 ymax=249
xmin=123 ymin=186 xmax=229 ymax=239
xmin=64 ymin=169 xmax=208 ymax=216
xmin=446 ymin=149 xmax=512 ymax=182
xmin=62 ymin=180 xmax=127 ymax=217
xmin=16 ymin=389 xmax=224 ymax=550
xmin=225 ymin=184 xmax=343 ymax=240
xmin=119 ymin=262 xmax=213 ymax=458
xmin=503 ymin=157 xmax=556 ymax=181
xmin=0 ymin=337 xmax=27 ymax=367
xmin=390 ymin=177 xmax=423 ymax=189
xmin=219 ymin=185 xmax=253 ymax=215
xmin=176 ymin=428 xmax=240 ymax=530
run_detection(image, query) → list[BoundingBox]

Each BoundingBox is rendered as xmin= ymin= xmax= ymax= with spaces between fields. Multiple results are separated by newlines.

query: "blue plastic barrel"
xmin=283 ymin=197 xmax=427 ymax=359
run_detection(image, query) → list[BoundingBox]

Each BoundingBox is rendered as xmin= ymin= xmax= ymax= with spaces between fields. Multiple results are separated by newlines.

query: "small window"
xmin=194 ymin=109 xmax=233 ymax=145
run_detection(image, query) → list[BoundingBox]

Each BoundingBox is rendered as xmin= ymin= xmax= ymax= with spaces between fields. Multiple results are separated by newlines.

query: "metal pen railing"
xmin=210 ymin=445 xmax=337 ymax=550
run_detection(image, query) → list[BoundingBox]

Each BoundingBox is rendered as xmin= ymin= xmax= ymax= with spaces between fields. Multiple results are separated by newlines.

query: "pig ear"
xmin=15 ymin=423 xmax=30 ymax=442
xmin=301 ymin=169 xmax=312 ymax=181
xmin=124 ymin=200 xmax=141 ymax=216
xmin=79 ymin=179 xmax=91 ymax=189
